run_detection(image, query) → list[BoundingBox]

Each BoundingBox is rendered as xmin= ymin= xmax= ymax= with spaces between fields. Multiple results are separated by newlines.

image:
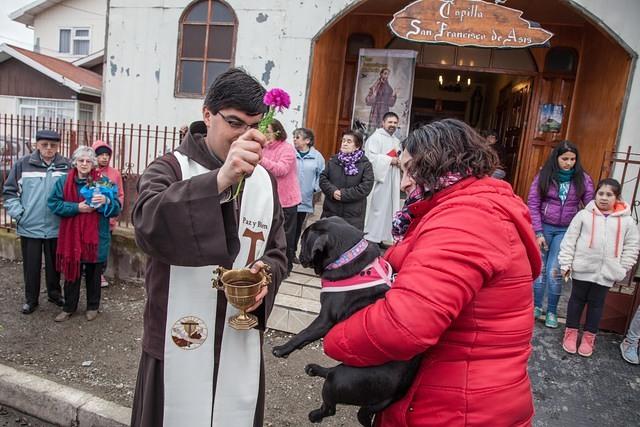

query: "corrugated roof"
xmin=3 ymin=44 xmax=101 ymax=93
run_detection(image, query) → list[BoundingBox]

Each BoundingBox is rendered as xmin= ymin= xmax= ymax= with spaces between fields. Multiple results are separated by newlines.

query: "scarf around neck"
xmin=555 ymin=168 xmax=575 ymax=183
xmin=391 ymin=173 xmax=464 ymax=242
xmin=337 ymin=149 xmax=364 ymax=176
xmin=56 ymin=168 xmax=100 ymax=281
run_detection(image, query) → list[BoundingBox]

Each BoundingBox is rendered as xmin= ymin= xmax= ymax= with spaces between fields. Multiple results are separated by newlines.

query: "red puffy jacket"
xmin=324 ymin=177 xmax=542 ymax=426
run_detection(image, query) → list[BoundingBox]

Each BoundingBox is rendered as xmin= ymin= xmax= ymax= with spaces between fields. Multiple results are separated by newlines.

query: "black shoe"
xmin=21 ymin=303 xmax=38 ymax=314
xmin=292 ymin=256 xmax=301 ymax=264
xmin=48 ymin=296 xmax=65 ymax=307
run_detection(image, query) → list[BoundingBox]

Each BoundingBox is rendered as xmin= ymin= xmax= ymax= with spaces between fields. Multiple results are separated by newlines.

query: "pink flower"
xmin=263 ymin=88 xmax=291 ymax=112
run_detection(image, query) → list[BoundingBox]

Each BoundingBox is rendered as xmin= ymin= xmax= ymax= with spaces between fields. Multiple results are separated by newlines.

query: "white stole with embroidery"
xmin=163 ymin=151 xmax=273 ymax=427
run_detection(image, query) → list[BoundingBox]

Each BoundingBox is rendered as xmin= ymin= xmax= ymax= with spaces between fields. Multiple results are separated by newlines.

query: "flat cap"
xmin=35 ymin=129 xmax=61 ymax=142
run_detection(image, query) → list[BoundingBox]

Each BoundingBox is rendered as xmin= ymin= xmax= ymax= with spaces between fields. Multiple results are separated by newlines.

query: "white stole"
xmin=163 ymin=151 xmax=273 ymax=427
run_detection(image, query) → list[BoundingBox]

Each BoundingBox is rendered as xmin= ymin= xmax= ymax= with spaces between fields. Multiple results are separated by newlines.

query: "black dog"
xmin=272 ymin=216 xmax=421 ymax=426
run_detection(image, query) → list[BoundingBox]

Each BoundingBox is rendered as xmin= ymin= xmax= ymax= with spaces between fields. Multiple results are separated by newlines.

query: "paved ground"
xmin=0 ymin=258 xmax=639 ymax=426
xmin=0 ymin=405 xmax=53 ymax=427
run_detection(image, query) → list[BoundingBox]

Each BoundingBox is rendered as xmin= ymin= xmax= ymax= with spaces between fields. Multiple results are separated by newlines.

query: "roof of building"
xmin=0 ymin=43 xmax=101 ymax=96
xmin=72 ymin=49 xmax=104 ymax=69
xmin=9 ymin=0 xmax=65 ymax=26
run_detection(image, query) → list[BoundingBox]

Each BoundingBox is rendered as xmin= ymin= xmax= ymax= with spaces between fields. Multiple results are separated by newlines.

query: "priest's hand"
xmin=246 ymin=260 xmax=269 ymax=313
xmin=217 ymin=129 xmax=266 ymax=193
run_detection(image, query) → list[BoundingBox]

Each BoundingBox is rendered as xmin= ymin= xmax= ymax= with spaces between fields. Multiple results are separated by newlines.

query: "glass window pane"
xmin=205 ymin=61 xmax=229 ymax=90
xmin=182 ymin=24 xmax=207 ymax=58
xmin=73 ymin=39 xmax=90 ymax=55
xmin=212 ymin=1 xmax=234 ymax=23
xmin=421 ymin=44 xmax=456 ymax=66
xmin=456 ymin=47 xmax=490 ymax=67
xmin=20 ymin=107 xmax=36 ymax=117
xmin=186 ymin=1 xmax=209 ymax=23
xmin=492 ymin=49 xmax=536 ymax=71
xmin=20 ymin=98 xmax=36 ymax=106
xmin=59 ymin=29 xmax=71 ymax=53
xmin=75 ymin=29 xmax=89 ymax=37
xmin=180 ymin=60 xmax=204 ymax=94
xmin=207 ymin=25 xmax=233 ymax=59
xmin=39 ymin=107 xmax=56 ymax=119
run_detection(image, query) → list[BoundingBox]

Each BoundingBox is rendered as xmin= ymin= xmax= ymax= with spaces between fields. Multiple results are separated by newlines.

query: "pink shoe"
xmin=562 ymin=328 xmax=579 ymax=354
xmin=578 ymin=332 xmax=596 ymax=357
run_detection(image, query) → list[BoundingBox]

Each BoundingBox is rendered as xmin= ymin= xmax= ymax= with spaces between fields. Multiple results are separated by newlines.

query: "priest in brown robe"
xmin=130 ymin=68 xmax=287 ymax=427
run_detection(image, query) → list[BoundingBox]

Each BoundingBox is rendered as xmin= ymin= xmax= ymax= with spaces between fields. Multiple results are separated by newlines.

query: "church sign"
xmin=389 ymin=0 xmax=553 ymax=48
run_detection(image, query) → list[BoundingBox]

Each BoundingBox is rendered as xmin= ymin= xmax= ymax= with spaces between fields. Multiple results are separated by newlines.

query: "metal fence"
xmin=599 ymin=146 xmax=640 ymax=224
xmin=0 ymin=114 xmax=185 ymax=228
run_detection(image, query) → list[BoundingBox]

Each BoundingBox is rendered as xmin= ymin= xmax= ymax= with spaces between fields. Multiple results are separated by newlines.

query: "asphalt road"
xmin=0 ymin=406 xmax=54 ymax=427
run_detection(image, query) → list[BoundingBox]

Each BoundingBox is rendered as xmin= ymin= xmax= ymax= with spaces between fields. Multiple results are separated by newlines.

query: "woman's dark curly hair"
xmin=401 ymin=118 xmax=499 ymax=191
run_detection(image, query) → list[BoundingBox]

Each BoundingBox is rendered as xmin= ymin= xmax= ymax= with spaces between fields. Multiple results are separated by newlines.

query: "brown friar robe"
xmin=130 ymin=121 xmax=287 ymax=427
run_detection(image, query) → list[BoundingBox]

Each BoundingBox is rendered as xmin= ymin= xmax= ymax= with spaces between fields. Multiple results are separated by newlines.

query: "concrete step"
xmin=268 ymin=269 xmax=322 ymax=334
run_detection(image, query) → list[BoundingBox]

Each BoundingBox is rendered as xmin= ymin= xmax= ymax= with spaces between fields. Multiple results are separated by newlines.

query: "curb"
xmin=0 ymin=363 xmax=130 ymax=427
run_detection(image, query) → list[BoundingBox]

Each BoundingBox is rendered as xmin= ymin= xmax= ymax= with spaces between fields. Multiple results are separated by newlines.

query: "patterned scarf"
xmin=391 ymin=173 xmax=464 ymax=242
xmin=56 ymin=168 xmax=100 ymax=281
xmin=337 ymin=149 xmax=364 ymax=176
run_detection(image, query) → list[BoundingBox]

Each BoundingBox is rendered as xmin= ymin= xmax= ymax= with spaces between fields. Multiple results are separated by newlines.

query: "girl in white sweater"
xmin=559 ymin=178 xmax=640 ymax=357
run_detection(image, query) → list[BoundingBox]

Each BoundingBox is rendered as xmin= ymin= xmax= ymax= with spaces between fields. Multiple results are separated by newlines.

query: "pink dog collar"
xmin=325 ymin=239 xmax=369 ymax=270
xmin=321 ymin=257 xmax=394 ymax=293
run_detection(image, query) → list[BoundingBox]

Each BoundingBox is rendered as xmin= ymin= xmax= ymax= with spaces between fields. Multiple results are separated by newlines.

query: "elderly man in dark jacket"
xmin=3 ymin=130 xmax=71 ymax=314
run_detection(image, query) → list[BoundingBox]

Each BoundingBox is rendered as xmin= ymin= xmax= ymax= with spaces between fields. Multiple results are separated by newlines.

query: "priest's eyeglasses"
xmin=217 ymin=111 xmax=261 ymax=132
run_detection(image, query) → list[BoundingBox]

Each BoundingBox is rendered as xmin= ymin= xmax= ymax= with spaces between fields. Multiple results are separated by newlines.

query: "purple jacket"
xmin=527 ymin=172 xmax=594 ymax=233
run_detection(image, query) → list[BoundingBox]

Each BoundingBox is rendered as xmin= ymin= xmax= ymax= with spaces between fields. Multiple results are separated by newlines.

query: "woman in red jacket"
xmin=323 ymin=119 xmax=542 ymax=426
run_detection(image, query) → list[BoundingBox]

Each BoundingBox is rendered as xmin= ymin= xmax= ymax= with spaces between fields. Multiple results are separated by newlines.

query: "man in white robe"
xmin=364 ymin=112 xmax=401 ymax=245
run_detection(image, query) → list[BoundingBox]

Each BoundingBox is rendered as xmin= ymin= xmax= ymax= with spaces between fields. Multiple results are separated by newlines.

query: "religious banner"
xmin=389 ymin=0 xmax=553 ymax=48
xmin=352 ymin=49 xmax=417 ymax=139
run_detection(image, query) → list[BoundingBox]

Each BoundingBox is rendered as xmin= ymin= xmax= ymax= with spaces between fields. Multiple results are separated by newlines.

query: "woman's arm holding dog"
xmin=323 ymin=204 xmax=511 ymax=366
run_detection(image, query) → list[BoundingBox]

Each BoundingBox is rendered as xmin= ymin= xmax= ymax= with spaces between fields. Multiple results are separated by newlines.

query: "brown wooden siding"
xmin=0 ymin=58 xmax=77 ymax=99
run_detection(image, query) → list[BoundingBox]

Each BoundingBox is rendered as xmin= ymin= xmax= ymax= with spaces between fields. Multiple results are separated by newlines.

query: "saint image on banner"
xmin=365 ymin=68 xmax=397 ymax=131
xmin=352 ymin=49 xmax=417 ymax=140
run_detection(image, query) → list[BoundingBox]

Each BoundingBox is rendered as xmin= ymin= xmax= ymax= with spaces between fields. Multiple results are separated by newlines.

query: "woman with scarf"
xmin=48 ymin=146 xmax=121 ymax=322
xmin=319 ymin=130 xmax=374 ymax=230
xmin=527 ymin=141 xmax=594 ymax=328
xmin=322 ymin=119 xmax=542 ymax=426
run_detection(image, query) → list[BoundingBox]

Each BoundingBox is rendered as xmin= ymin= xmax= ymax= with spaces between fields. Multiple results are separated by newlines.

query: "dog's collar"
xmin=325 ymin=239 xmax=369 ymax=270
xmin=321 ymin=257 xmax=394 ymax=293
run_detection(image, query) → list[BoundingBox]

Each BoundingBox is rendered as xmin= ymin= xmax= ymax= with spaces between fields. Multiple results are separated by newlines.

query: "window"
xmin=19 ymin=98 xmax=75 ymax=121
xmin=79 ymin=103 xmax=96 ymax=123
xmin=176 ymin=0 xmax=237 ymax=96
xmin=59 ymin=28 xmax=91 ymax=55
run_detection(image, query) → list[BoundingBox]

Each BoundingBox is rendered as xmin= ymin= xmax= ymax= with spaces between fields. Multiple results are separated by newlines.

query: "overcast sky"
xmin=0 ymin=0 xmax=34 ymax=49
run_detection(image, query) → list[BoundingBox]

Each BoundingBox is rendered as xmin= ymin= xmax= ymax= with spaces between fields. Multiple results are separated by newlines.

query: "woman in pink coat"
xmin=323 ymin=119 xmax=542 ymax=426
xmin=260 ymin=119 xmax=301 ymax=275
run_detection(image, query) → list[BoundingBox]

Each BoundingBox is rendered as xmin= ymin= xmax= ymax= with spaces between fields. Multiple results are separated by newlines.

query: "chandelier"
xmin=438 ymin=74 xmax=472 ymax=92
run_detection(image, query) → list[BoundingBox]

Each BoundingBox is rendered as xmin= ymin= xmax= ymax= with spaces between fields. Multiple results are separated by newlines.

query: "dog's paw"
xmin=271 ymin=345 xmax=290 ymax=358
xmin=305 ymin=363 xmax=319 ymax=376
xmin=308 ymin=409 xmax=324 ymax=423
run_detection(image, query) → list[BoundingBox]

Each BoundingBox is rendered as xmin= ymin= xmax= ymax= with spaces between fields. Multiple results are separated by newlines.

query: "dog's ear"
xmin=310 ymin=234 xmax=330 ymax=275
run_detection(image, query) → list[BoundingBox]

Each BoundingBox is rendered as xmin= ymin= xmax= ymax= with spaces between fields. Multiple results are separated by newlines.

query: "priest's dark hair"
xmin=204 ymin=68 xmax=267 ymax=116
xmin=536 ymin=140 xmax=586 ymax=199
xmin=383 ymin=111 xmax=398 ymax=121
xmin=401 ymin=118 xmax=498 ymax=192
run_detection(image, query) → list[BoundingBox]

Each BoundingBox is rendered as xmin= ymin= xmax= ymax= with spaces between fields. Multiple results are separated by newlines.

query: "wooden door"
xmin=514 ymin=74 xmax=575 ymax=197
xmin=494 ymin=79 xmax=533 ymax=183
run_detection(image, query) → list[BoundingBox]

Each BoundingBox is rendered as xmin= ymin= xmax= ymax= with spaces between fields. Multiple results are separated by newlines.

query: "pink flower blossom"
xmin=263 ymin=88 xmax=291 ymax=112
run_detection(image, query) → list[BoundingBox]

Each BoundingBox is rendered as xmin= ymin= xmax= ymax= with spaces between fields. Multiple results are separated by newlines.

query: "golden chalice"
xmin=213 ymin=265 xmax=271 ymax=330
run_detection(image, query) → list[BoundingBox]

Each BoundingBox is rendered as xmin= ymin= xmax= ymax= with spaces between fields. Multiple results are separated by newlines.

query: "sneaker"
xmin=562 ymin=328 xmax=579 ymax=354
xmin=620 ymin=339 xmax=639 ymax=364
xmin=545 ymin=312 xmax=558 ymax=328
xmin=534 ymin=306 xmax=543 ymax=319
xmin=100 ymin=275 xmax=109 ymax=288
xmin=54 ymin=312 xmax=72 ymax=322
xmin=578 ymin=332 xmax=596 ymax=357
xmin=86 ymin=310 xmax=98 ymax=321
